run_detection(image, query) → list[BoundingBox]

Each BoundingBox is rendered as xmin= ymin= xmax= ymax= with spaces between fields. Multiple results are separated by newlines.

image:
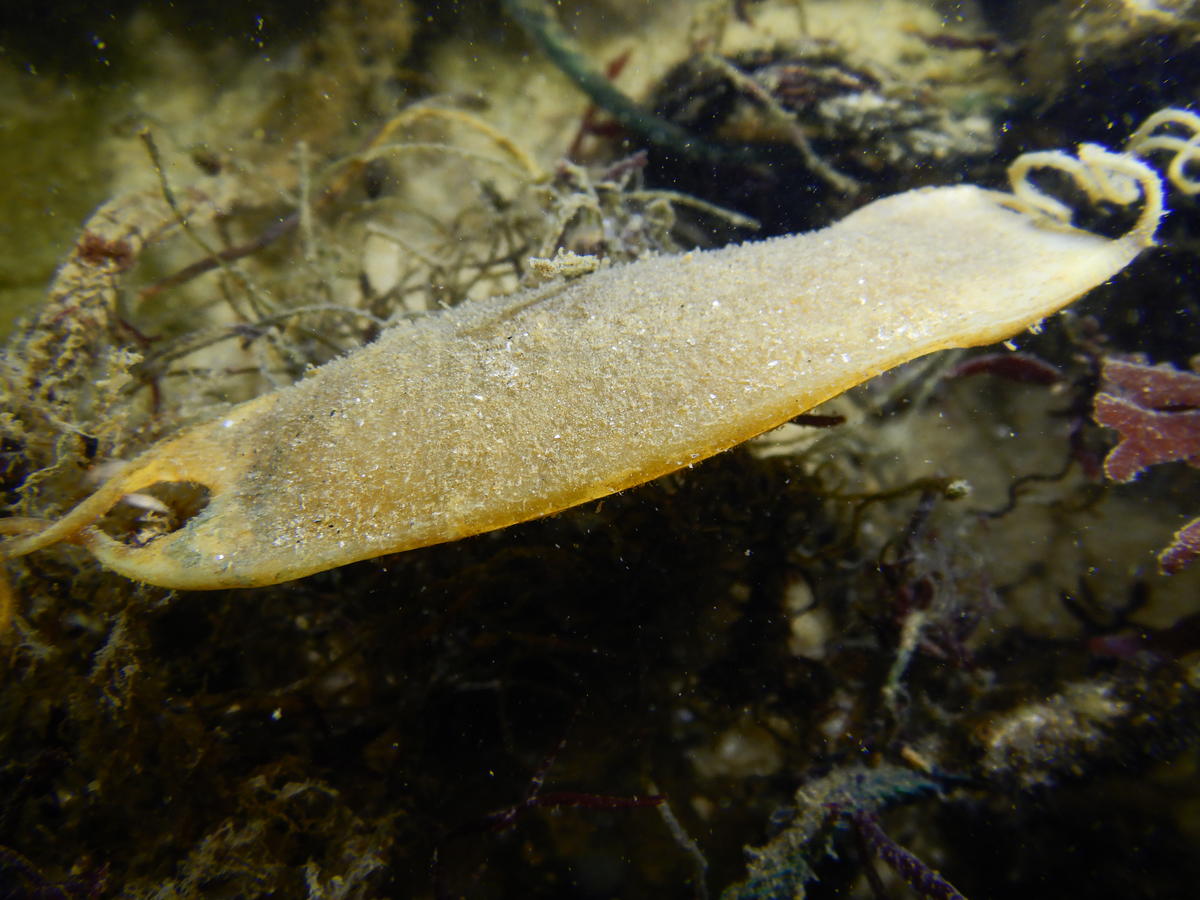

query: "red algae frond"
xmin=1094 ymin=356 xmax=1200 ymax=573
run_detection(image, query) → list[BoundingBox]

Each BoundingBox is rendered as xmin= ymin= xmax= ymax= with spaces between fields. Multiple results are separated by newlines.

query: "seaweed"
xmin=2 ymin=2 xmax=1200 ymax=898
xmin=1093 ymin=356 xmax=1200 ymax=572
xmin=721 ymin=764 xmax=945 ymax=900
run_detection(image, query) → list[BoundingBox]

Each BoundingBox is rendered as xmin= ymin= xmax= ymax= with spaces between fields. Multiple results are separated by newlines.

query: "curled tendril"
xmin=1126 ymin=107 xmax=1200 ymax=196
xmin=1003 ymin=106 xmax=1200 ymax=248
xmin=1006 ymin=150 xmax=1098 ymax=225
xmin=1125 ymin=108 xmax=1200 ymax=156
xmin=1005 ymin=143 xmax=1164 ymax=247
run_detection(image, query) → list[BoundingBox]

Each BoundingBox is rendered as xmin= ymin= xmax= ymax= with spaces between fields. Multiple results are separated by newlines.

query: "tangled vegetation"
xmin=2 ymin=2 xmax=1199 ymax=898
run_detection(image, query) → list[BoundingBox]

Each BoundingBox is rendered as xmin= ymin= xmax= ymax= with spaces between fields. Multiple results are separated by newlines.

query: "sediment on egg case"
xmin=3 ymin=3 xmax=1200 ymax=894
xmin=2 ymin=108 xmax=1194 ymax=598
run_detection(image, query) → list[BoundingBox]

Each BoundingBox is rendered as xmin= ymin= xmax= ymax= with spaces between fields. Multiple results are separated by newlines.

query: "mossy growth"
xmin=2 ymin=3 xmax=1200 ymax=899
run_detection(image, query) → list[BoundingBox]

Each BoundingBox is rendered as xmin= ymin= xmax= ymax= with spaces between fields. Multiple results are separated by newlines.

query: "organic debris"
xmin=1 ymin=3 xmax=1200 ymax=899
xmin=722 ymin=764 xmax=952 ymax=900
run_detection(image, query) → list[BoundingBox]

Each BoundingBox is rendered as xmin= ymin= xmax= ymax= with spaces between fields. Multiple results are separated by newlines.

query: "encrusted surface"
xmin=88 ymin=186 xmax=1136 ymax=587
